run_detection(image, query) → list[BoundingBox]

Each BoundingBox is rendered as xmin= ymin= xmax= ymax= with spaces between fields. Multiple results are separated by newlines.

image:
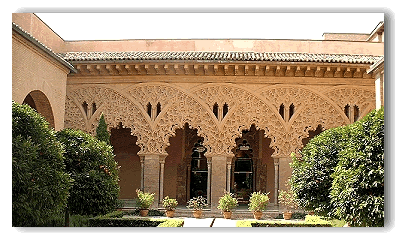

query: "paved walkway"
xmin=182 ymin=217 xmax=238 ymax=227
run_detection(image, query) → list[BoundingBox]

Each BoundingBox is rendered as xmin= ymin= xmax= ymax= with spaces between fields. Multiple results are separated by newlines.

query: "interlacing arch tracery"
xmin=323 ymin=86 xmax=375 ymax=122
xmin=65 ymin=85 xmax=153 ymax=154
xmin=64 ymin=82 xmax=375 ymax=158
xmin=191 ymin=84 xmax=287 ymax=156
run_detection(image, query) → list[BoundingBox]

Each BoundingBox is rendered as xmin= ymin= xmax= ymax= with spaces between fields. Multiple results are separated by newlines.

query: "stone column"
xmin=375 ymin=71 xmax=384 ymax=109
xmin=226 ymin=160 xmax=232 ymax=192
xmin=277 ymin=156 xmax=293 ymax=211
xmin=273 ymin=157 xmax=279 ymax=205
xmin=139 ymin=154 xmax=167 ymax=208
xmin=207 ymin=158 xmax=212 ymax=205
xmin=209 ymin=155 xmax=232 ymax=210
xmin=159 ymin=156 xmax=166 ymax=207
xmin=139 ymin=156 xmax=145 ymax=191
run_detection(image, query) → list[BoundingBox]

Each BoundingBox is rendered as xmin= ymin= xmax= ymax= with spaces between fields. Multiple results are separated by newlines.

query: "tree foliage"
xmin=290 ymin=126 xmax=350 ymax=216
xmin=96 ymin=113 xmax=111 ymax=145
xmin=12 ymin=101 xmax=72 ymax=226
xmin=56 ymin=128 xmax=120 ymax=216
xmin=290 ymin=107 xmax=384 ymax=227
xmin=330 ymin=107 xmax=384 ymax=227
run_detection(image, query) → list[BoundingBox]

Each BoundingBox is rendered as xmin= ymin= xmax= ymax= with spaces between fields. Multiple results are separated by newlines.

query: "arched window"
xmin=213 ymin=103 xmax=219 ymax=118
xmin=353 ymin=105 xmax=359 ymax=122
xmin=223 ymin=103 xmax=229 ymax=119
xmin=344 ymin=104 xmax=350 ymax=119
xmin=289 ymin=103 xmax=295 ymax=119
xmin=147 ymin=102 xmax=152 ymax=118
xmin=156 ymin=102 xmax=161 ymax=117
xmin=279 ymin=104 xmax=285 ymax=119
xmin=82 ymin=101 xmax=88 ymax=116
xmin=92 ymin=102 xmax=97 ymax=115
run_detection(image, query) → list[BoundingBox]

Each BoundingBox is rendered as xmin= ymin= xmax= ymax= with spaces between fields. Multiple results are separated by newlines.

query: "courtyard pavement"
xmin=181 ymin=217 xmax=241 ymax=227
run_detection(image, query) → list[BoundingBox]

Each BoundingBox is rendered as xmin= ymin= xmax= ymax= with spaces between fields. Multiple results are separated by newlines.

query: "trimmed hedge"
xmin=157 ymin=219 xmax=184 ymax=227
xmin=237 ymin=219 xmax=332 ymax=227
xmin=88 ymin=216 xmax=183 ymax=227
xmin=88 ymin=217 xmax=163 ymax=227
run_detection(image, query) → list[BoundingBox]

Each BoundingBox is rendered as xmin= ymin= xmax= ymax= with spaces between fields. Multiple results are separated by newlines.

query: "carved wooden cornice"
xmin=71 ymin=62 xmax=373 ymax=79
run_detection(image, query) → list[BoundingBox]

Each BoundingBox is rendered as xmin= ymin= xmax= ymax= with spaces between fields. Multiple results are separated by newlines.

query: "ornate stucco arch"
xmin=118 ymin=82 xmax=220 ymax=156
xmin=190 ymin=83 xmax=287 ymax=157
xmin=64 ymin=85 xmax=153 ymax=154
xmin=323 ymin=85 xmax=376 ymax=119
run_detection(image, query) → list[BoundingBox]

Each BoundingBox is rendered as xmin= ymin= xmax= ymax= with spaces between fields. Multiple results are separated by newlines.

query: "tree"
xmin=56 ymin=128 xmax=120 ymax=216
xmin=12 ymin=101 xmax=72 ymax=226
xmin=330 ymin=107 xmax=384 ymax=227
xmin=290 ymin=126 xmax=350 ymax=217
xmin=96 ymin=113 xmax=111 ymax=145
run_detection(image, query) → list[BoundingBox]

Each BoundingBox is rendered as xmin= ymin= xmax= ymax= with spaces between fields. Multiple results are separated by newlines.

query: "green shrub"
xmin=330 ymin=107 xmax=384 ymax=227
xmin=96 ymin=113 xmax=111 ymax=145
xmin=290 ymin=125 xmax=350 ymax=216
xmin=70 ymin=215 xmax=92 ymax=227
xmin=129 ymin=209 xmax=165 ymax=216
xmin=248 ymin=191 xmax=269 ymax=212
xmin=157 ymin=219 xmax=184 ymax=227
xmin=56 ymin=128 xmax=120 ymax=216
xmin=217 ymin=191 xmax=238 ymax=212
xmin=162 ymin=196 xmax=178 ymax=210
xmin=12 ymin=101 xmax=72 ymax=227
xmin=135 ymin=189 xmax=155 ymax=210
xmin=305 ymin=215 xmax=331 ymax=225
xmin=237 ymin=220 xmax=332 ymax=227
xmin=88 ymin=217 xmax=165 ymax=227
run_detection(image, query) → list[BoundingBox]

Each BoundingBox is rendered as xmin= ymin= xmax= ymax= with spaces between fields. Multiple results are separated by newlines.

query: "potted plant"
xmin=135 ymin=189 xmax=155 ymax=217
xmin=162 ymin=196 xmax=178 ymax=218
xmin=248 ymin=191 xmax=270 ymax=220
xmin=186 ymin=196 xmax=208 ymax=218
xmin=217 ymin=191 xmax=238 ymax=219
xmin=278 ymin=188 xmax=298 ymax=220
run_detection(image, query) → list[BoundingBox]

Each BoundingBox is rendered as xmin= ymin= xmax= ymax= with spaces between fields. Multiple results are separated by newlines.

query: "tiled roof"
xmin=58 ymin=51 xmax=382 ymax=64
xmin=12 ymin=23 xmax=77 ymax=73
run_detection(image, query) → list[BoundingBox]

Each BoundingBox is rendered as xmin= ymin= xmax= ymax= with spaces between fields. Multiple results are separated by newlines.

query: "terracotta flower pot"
xmin=223 ymin=211 xmax=232 ymax=219
xmin=165 ymin=209 xmax=175 ymax=218
xmin=253 ymin=211 xmax=263 ymax=220
xmin=140 ymin=209 xmax=149 ymax=217
xmin=283 ymin=212 xmax=292 ymax=220
xmin=192 ymin=210 xmax=203 ymax=218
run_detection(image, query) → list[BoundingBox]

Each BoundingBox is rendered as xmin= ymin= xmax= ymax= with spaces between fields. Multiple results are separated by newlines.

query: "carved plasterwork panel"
xmin=323 ymin=86 xmax=375 ymax=118
xmin=64 ymin=81 xmax=375 ymax=158
xmin=259 ymin=85 xmax=349 ymax=156
xmin=65 ymin=86 xmax=153 ymax=154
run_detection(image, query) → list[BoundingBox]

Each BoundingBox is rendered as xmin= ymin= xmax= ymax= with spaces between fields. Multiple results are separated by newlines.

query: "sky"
xmin=35 ymin=13 xmax=384 ymax=41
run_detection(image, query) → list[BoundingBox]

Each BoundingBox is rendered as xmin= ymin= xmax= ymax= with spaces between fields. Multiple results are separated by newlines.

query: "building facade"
xmin=12 ymin=13 xmax=384 ymax=211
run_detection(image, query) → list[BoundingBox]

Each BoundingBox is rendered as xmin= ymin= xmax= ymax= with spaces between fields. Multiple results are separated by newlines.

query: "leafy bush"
xmin=217 ymin=191 xmax=238 ymax=212
xmin=290 ymin=125 xmax=350 ymax=216
xmin=187 ymin=196 xmax=208 ymax=210
xmin=88 ymin=217 xmax=163 ymax=227
xmin=157 ymin=219 xmax=184 ymax=227
xmin=56 ymin=128 xmax=120 ymax=216
xmin=129 ymin=209 xmax=164 ymax=216
xmin=237 ymin=220 xmax=332 ymax=227
xmin=278 ymin=181 xmax=298 ymax=212
xmin=330 ymin=107 xmax=384 ymax=227
xmin=162 ymin=196 xmax=178 ymax=210
xmin=70 ymin=214 xmax=92 ymax=227
xmin=248 ymin=191 xmax=269 ymax=212
xmin=135 ymin=189 xmax=155 ymax=210
xmin=96 ymin=113 xmax=111 ymax=145
xmin=12 ymin=101 xmax=72 ymax=227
